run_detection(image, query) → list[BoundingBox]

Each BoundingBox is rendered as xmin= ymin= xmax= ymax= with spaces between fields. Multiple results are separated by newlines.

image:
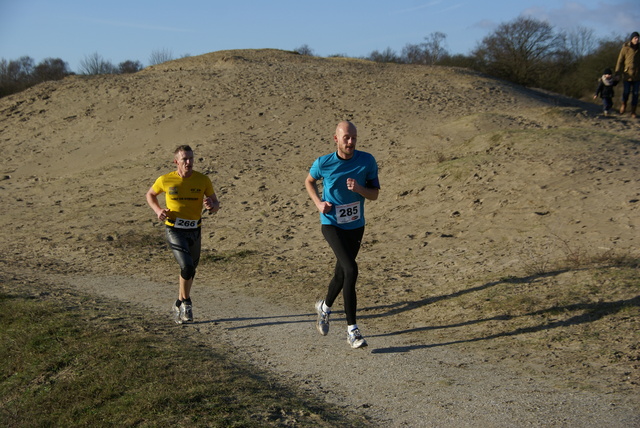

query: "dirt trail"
xmin=58 ymin=273 xmax=638 ymax=427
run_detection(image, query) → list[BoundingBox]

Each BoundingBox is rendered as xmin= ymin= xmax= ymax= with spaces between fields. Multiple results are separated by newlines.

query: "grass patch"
xmin=519 ymin=233 xmax=640 ymax=277
xmin=0 ymin=283 xmax=369 ymax=427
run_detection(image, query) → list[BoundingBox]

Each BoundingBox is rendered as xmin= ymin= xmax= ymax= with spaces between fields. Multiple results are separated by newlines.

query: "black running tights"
xmin=165 ymin=226 xmax=201 ymax=280
xmin=321 ymin=225 xmax=365 ymax=326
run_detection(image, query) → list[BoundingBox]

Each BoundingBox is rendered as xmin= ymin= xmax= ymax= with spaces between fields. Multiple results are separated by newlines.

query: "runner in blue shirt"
xmin=305 ymin=121 xmax=380 ymax=349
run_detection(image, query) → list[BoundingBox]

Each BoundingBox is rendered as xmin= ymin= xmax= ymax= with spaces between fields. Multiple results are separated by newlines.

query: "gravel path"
xmin=62 ymin=274 xmax=639 ymax=427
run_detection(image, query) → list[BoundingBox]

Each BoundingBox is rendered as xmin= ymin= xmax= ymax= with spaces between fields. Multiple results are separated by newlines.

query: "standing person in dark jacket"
xmin=594 ymin=68 xmax=618 ymax=116
xmin=615 ymin=31 xmax=639 ymax=118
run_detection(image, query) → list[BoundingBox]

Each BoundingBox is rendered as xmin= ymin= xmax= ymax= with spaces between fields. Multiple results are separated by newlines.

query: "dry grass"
xmin=0 ymin=279 xmax=371 ymax=427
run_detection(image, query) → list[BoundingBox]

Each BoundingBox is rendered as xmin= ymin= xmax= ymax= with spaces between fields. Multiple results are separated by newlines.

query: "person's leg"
xmin=166 ymin=228 xmax=201 ymax=293
xmin=325 ymin=259 xmax=345 ymax=306
xmin=321 ymin=225 xmax=364 ymax=325
xmin=631 ymin=81 xmax=639 ymax=117
xmin=182 ymin=228 xmax=201 ymax=301
xmin=179 ymin=277 xmax=194 ymax=301
xmin=165 ymin=227 xmax=201 ymax=322
xmin=621 ymin=81 xmax=631 ymax=113
xmin=631 ymin=81 xmax=640 ymax=106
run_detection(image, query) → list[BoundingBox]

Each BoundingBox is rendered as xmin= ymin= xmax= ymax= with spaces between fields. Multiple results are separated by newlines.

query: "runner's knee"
xmin=180 ymin=265 xmax=196 ymax=280
xmin=342 ymin=262 xmax=358 ymax=280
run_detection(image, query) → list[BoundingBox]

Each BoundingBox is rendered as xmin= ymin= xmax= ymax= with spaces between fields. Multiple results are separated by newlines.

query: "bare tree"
xmin=473 ymin=17 xmax=565 ymax=86
xmin=423 ymin=31 xmax=449 ymax=65
xmin=294 ymin=44 xmax=315 ymax=56
xmin=149 ymin=48 xmax=174 ymax=65
xmin=79 ymin=53 xmax=117 ymax=75
xmin=33 ymin=58 xmax=71 ymax=82
xmin=563 ymin=26 xmax=598 ymax=61
xmin=0 ymin=56 xmax=35 ymax=96
xmin=368 ymin=47 xmax=400 ymax=63
xmin=402 ymin=43 xmax=426 ymax=64
xmin=118 ymin=60 xmax=144 ymax=74
xmin=400 ymin=32 xmax=449 ymax=65
xmin=4 ymin=56 xmax=35 ymax=82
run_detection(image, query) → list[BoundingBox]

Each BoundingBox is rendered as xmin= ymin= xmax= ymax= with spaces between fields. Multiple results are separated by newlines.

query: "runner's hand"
xmin=158 ymin=209 xmax=170 ymax=221
xmin=346 ymin=178 xmax=361 ymax=192
xmin=317 ymin=200 xmax=332 ymax=214
xmin=204 ymin=196 xmax=220 ymax=214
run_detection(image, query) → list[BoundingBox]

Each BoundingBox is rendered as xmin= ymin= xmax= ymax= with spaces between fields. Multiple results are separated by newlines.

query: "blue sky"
xmin=1 ymin=0 xmax=638 ymax=72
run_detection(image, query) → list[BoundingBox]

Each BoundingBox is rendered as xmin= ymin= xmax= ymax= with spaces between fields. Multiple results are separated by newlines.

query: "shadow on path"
xmin=359 ymin=269 xmax=570 ymax=320
xmin=194 ymin=312 xmax=347 ymax=329
xmin=370 ymin=295 xmax=639 ymax=354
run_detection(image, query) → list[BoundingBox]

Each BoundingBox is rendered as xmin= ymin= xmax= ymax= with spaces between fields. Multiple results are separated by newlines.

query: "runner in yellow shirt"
xmin=146 ymin=145 xmax=220 ymax=324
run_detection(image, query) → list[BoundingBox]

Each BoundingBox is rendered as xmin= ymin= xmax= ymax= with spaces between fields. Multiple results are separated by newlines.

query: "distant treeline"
xmin=0 ymin=48 xmax=175 ymax=98
xmin=1 ymin=17 xmax=630 ymax=102
xmin=301 ymin=17 xmax=628 ymax=101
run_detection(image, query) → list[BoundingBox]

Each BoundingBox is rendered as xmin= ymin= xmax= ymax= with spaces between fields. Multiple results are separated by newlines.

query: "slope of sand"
xmin=1 ymin=49 xmax=638 ymax=426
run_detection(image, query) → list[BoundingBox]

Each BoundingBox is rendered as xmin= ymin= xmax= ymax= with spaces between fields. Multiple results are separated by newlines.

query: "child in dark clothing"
xmin=594 ymin=68 xmax=618 ymax=116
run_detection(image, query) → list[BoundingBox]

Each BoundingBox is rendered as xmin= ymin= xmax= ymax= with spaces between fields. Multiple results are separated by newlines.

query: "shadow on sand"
xmin=362 ymin=269 xmax=639 ymax=354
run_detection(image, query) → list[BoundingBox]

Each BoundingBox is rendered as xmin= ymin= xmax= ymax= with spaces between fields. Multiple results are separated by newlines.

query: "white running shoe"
xmin=173 ymin=301 xmax=183 ymax=324
xmin=181 ymin=301 xmax=193 ymax=323
xmin=347 ymin=328 xmax=368 ymax=349
xmin=315 ymin=299 xmax=330 ymax=336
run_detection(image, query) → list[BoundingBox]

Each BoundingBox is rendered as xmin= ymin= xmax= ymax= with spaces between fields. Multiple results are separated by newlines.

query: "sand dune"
xmin=1 ymin=49 xmax=638 ymax=425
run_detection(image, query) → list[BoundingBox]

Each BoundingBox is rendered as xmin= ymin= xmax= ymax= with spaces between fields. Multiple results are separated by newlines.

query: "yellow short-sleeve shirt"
xmin=151 ymin=171 xmax=215 ymax=227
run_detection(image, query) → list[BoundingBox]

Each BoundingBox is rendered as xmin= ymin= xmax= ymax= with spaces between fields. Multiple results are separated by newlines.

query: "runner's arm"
xmin=347 ymin=178 xmax=379 ymax=201
xmin=305 ymin=173 xmax=332 ymax=214
xmin=204 ymin=193 xmax=220 ymax=213
xmin=146 ymin=187 xmax=169 ymax=221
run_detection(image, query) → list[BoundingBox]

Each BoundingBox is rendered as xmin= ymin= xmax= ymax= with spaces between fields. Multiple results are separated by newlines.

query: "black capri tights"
xmin=321 ymin=225 xmax=365 ymax=326
xmin=165 ymin=226 xmax=202 ymax=280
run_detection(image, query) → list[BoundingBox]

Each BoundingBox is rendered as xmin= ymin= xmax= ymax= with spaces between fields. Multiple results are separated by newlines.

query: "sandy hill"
xmin=1 ymin=49 xmax=638 ymax=418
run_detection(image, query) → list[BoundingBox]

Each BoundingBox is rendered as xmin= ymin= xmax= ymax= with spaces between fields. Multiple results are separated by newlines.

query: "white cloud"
xmin=522 ymin=1 xmax=639 ymax=35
